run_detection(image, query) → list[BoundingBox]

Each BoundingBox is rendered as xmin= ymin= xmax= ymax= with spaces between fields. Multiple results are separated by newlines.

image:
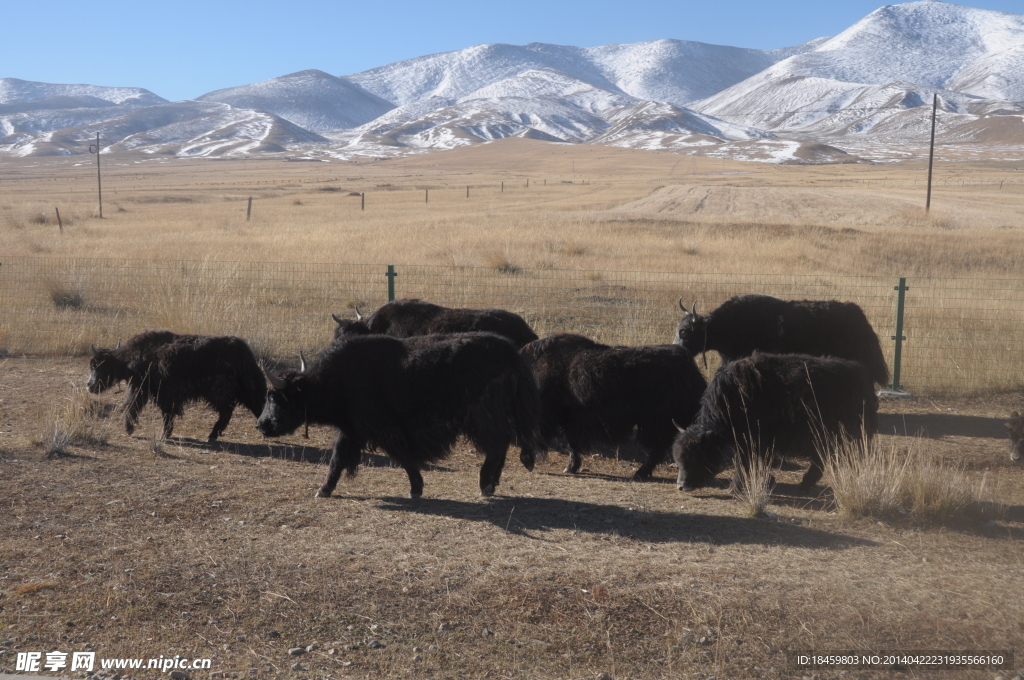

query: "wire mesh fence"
xmin=1 ymin=256 xmax=1022 ymax=396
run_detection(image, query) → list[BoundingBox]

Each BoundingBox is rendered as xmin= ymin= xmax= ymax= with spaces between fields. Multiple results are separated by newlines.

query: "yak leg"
xmin=122 ymin=386 xmax=146 ymax=435
xmin=161 ymin=411 xmax=176 ymax=439
xmin=563 ymin=424 xmax=591 ymax=474
xmin=634 ymin=427 xmax=674 ymax=480
xmin=563 ymin=450 xmax=583 ymax=475
xmin=798 ymin=461 xmax=824 ymax=493
xmin=207 ymin=404 xmax=235 ymax=442
xmin=519 ymin=444 xmax=536 ymax=472
xmin=478 ymin=442 xmax=509 ymax=497
xmin=403 ymin=466 xmax=425 ymax=499
xmin=316 ymin=432 xmax=363 ymax=498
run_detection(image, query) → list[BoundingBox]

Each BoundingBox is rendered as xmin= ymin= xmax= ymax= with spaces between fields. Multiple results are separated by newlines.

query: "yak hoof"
xmin=679 ymin=484 xmax=695 ymax=492
xmin=315 ymin=489 xmax=332 ymax=498
xmin=480 ymin=484 xmax=495 ymax=497
xmin=409 ymin=491 xmax=422 ymax=499
xmin=125 ymin=424 xmax=135 ymax=435
xmin=632 ymin=471 xmax=653 ymax=481
xmin=563 ymin=465 xmax=578 ymax=475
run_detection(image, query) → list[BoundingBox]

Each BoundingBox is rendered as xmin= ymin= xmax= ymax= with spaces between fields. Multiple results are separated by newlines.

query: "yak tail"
xmin=507 ymin=359 xmax=544 ymax=452
xmin=468 ymin=358 xmax=543 ymax=455
xmin=857 ymin=331 xmax=890 ymax=387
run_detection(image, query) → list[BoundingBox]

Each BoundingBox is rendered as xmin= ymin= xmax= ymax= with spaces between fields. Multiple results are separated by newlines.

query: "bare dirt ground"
xmin=2 ymin=356 xmax=1023 ymax=680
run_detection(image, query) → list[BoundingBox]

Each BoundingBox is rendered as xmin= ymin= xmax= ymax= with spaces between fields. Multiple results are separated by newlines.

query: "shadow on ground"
xmin=172 ymin=438 xmax=459 ymax=471
xmin=879 ymin=413 xmax=1008 ymax=439
xmin=374 ymin=495 xmax=876 ymax=549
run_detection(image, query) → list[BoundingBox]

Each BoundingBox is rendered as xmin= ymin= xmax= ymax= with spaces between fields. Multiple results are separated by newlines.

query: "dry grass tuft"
xmin=39 ymin=412 xmax=75 ymax=458
xmin=904 ymin=449 xmax=974 ymax=523
xmin=35 ymin=384 xmax=112 ymax=456
xmin=823 ymin=435 xmax=1001 ymax=525
xmin=969 ymin=472 xmax=1009 ymax=523
xmin=732 ymin=450 xmax=777 ymax=518
xmin=149 ymin=432 xmax=168 ymax=456
xmin=13 ymin=581 xmax=59 ymax=595
xmin=43 ymin=275 xmax=87 ymax=310
xmin=824 ymin=436 xmax=911 ymax=520
xmin=482 ymin=250 xmax=522 ymax=275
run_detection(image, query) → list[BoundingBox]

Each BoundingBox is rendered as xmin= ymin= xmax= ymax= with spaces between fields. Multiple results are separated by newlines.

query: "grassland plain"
xmin=3 ymin=138 xmax=1024 ymax=394
xmin=2 ymin=139 xmax=1024 ymax=679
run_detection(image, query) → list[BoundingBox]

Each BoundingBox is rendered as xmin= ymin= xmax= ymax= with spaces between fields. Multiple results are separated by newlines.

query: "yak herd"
xmin=85 ymin=296 xmax=1018 ymax=500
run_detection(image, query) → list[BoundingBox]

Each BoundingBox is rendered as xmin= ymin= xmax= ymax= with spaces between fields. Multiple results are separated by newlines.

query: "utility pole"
xmin=88 ymin=132 xmax=103 ymax=218
xmin=925 ymin=93 xmax=938 ymax=212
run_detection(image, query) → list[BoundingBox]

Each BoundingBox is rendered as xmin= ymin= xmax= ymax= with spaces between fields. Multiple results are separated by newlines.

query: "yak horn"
xmin=672 ymin=419 xmax=686 ymax=433
xmin=678 ymin=297 xmax=687 ymax=312
xmin=691 ymin=301 xmax=697 ymax=316
xmin=115 ymin=339 xmax=121 ymax=350
xmin=353 ymin=305 xmax=363 ymax=321
xmin=262 ymin=363 xmax=287 ymax=391
xmin=331 ymin=313 xmax=343 ymax=326
xmin=299 ymin=351 xmax=308 ymax=374
xmin=91 ymin=344 xmax=98 ymax=354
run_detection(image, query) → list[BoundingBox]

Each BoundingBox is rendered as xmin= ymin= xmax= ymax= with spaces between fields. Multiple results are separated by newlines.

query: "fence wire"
xmin=1 ymin=256 xmax=1022 ymax=396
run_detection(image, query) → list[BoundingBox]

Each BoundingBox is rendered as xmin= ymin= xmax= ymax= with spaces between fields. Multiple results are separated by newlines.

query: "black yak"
xmin=332 ymin=298 xmax=538 ymax=348
xmin=520 ymin=333 xmax=707 ymax=479
xmin=673 ymin=352 xmax=878 ymax=493
xmin=674 ymin=295 xmax=890 ymax=386
xmin=1008 ymin=412 xmax=1023 ymax=463
xmin=87 ymin=330 xmax=266 ymax=442
xmin=257 ymin=332 xmax=542 ymax=499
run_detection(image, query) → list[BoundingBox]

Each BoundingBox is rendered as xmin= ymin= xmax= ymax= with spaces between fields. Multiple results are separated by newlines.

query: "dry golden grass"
xmin=11 ymin=581 xmax=59 ymax=596
xmin=731 ymin=450 xmax=778 ymax=518
xmin=822 ymin=433 xmax=1007 ymax=526
xmin=2 ymin=138 xmax=1023 ymax=396
xmin=32 ymin=383 xmax=113 ymax=457
xmin=2 ymin=138 xmax=1023 ymax=276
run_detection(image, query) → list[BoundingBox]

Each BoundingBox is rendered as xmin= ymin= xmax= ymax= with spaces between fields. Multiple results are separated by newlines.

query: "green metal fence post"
xmin=891 ymin=277 xmax=908 ymax=391
xmin=386 ymin=264 xmax=397 ymax=301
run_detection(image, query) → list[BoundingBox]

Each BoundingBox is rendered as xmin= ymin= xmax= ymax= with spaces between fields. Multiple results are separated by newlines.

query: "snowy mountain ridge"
xmin=3 ymin=1 xmax=1024 ymax=162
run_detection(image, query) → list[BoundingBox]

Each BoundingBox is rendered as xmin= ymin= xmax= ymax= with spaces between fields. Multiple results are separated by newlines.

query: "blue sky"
xmin=3 ymin=0 xmax=1022 ymax=101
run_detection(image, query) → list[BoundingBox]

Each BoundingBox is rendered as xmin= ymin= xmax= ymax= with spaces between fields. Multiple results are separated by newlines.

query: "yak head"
xmin=87 ymin=343 xmax=127 ymax=394
xmin=673 ymin=298 xmax=707 ymax=354
xmin=1008 ymin=411 xmax=1023 ymax=463
xmin=257 ymin=356 xmax=310 ymax=438
xmin=672 ymin=425 xmax=731 ymax=491
xmin=332 ymin=312 xmax=372 ymax=342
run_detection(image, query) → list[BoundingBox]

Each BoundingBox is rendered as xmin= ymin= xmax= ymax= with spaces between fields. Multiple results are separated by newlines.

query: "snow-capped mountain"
xmin=693 ymin=1 xmax=1024 ymax=139
xmin=1 ymin=100 xmax=325 ymax=157
xmin=0 ymin=78 xmax=166 ymax=108
xmin=3 ymin=1 xmax=1024 ymax=161
xmin=196 ymin=69 xmax=394 ymax=132
xmin=330 ymin=40 xmax=799 ymax=152
xmin=346 ymin=39 xmax=812 ymax=110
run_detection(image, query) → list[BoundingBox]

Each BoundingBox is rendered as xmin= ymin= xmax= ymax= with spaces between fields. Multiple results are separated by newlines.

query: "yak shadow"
xmin=182 ymin=439 xmax=455 ymax=472
xmin=879 ymin=413 xmax=1008 ymax=439
xmin=534 ymin=469 xmax=677 ymax=485
xmin=375 ymin=495 xmax=875 ymax=550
